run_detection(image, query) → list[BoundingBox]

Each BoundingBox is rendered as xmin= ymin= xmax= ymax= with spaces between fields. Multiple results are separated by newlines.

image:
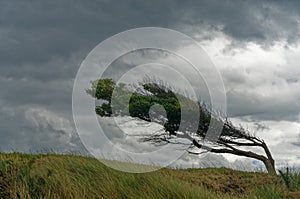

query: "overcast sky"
xmin=1 ymin=0 xmax=300 ymax=169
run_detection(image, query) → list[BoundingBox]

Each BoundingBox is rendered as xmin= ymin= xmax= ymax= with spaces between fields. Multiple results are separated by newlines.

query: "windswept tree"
xmin=87 ymin=78 xmax=276 ymax=174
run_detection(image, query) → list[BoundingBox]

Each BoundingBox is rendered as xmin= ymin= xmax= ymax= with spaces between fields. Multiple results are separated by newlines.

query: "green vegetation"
xmin=279 ymin=167 xmax=300 ymax=193
xmin=87 ymin=78 xmax=199 ymax=134
xmin=0 ymin=153 xmax=299 ymax=198
xmin=87 ymin=78 xmax=276 ymax=173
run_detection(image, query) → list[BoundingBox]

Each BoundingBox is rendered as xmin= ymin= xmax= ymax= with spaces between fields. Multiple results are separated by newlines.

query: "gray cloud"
xmin=171 ymin=153 xmax=258 ymax=171
xmin=1 ymin=0 xmax=300 ymax=72
xmin=174 ymin=0 xmax=300 ymax=46
xmin=216 ymin=45 xmax=300 ymax=122
xmin=0 ymin=102 xmax=84 ymax=153
xmin=0 ymin=0 xmax=300 ymax=168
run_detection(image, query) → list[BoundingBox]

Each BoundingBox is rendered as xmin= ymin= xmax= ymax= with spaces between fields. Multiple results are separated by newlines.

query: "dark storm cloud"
xmin=226 ymin=88 xmax=300 ymax=121
xmin=1 ymin=0 xmax=300 ymax=153
xmin=2 ymin=0 xmax=300 ymax=73
xmin=0 ymin=0 xmax=177 ymax=67
xmin=0 ymin=0 xmax=181 ymax=152
xmin=1 ymin=0 xmax=300 ymax=79
xmin=174 ymin=0 xmax=300 ymax=46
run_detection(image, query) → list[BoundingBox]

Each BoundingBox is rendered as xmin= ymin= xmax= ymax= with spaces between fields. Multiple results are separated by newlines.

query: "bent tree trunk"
xmin=231 ymin=150 xmax=275 ymax=174
xmin=192 ymin=139 xmax=276 ymax=174
xmin=263 ymin=158 xmax=275 ymax=174
xmin=261 ymin=142 xmax=276 ymax=174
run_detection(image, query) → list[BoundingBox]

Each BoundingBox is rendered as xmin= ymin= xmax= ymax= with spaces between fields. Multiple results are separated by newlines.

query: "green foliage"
xmin=95 ymin=79 xmax=115 ymax=101
xmin=128 ymin=92 xmax=181 ymax=133
xmin=86 ymin=78 xmax=115 ymax=101
xmin=96 ymin=103 xmax=112 ymax=117
xmin=85 ymin=80 xmax=98 ymax=98
xmin=89 ymin=78 xmax=204 ymax=134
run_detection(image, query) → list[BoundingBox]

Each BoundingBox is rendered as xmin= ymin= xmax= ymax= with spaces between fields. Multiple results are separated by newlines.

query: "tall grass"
xmin=279 ymin=167 xmax=300 ymax=192
xmin=0 ymin=153 xmax=232 ymax=198
xmin=251 ymin=184 xmax=285 ymax=199
xmin=0 ymin=153 xmax=296 ymax=198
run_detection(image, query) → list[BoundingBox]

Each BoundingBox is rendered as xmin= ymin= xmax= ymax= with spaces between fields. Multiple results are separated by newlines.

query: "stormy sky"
xmin=1 ymin=0 xmax=300 ymax=169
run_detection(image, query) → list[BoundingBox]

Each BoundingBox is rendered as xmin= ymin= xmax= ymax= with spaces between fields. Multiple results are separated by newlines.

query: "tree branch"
xmin=192 ymin=139 xmax=267 ymax=162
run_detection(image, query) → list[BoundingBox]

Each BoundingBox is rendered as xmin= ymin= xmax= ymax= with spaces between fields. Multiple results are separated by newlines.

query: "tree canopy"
xmin=87 ymin=78 xmax=276 ymax=173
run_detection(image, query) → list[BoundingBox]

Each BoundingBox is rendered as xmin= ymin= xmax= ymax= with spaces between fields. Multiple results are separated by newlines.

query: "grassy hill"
xmin=0 ymin=153 xmax=299 ymax=199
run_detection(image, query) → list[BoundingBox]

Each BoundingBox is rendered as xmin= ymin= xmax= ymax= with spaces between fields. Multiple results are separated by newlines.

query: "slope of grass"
xmin=0 ymin=153 xmax=298 ymax=198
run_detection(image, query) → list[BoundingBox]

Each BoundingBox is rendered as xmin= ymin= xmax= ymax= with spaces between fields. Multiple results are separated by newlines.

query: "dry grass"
xmin=0 ymin=153 xmax=298 ymax=198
